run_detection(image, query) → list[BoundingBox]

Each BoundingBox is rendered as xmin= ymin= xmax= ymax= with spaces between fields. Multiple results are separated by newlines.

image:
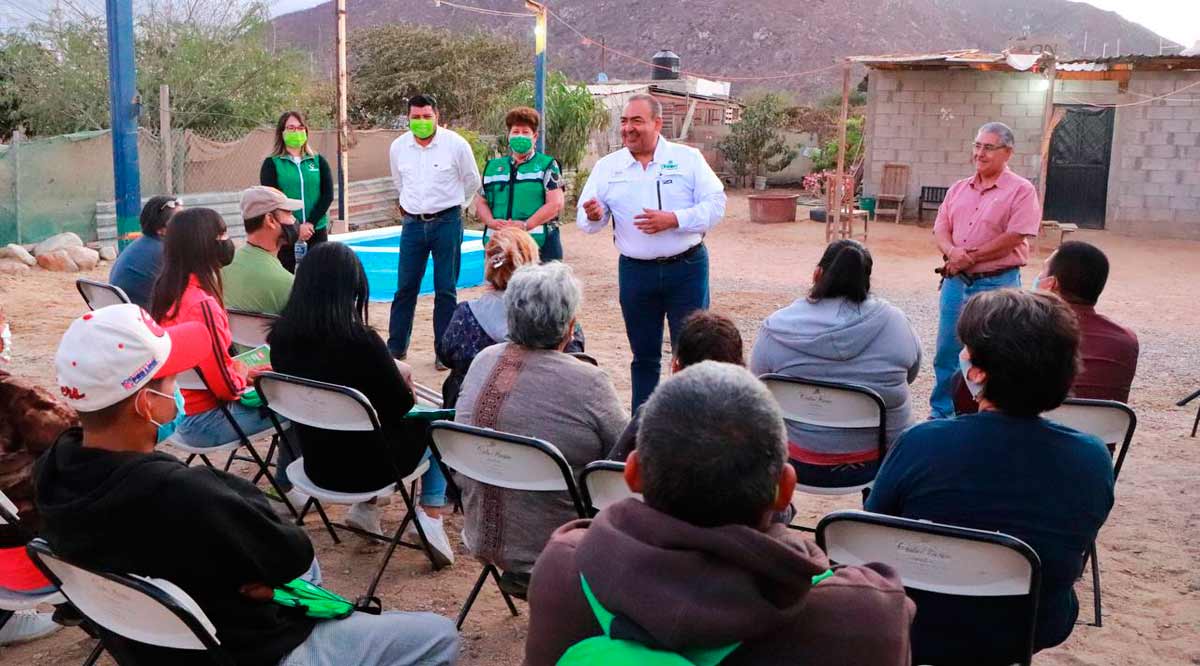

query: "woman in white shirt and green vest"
xmin=475 ymin=107 xmax=565 ymax=262
xmin=260 ymin=110 xmax=334 ymax=273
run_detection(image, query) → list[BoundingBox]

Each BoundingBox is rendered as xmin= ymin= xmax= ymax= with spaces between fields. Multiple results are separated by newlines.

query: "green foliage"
xmin=456 ymin=128 xmax=495 ymax=175
xmin=488 ymin=71 xmax=608 ymax=171
xmin=349 ymin=25 xmax=530 ymax=127
xmin=811 ymin=116 xmax=864 ymax=172
xmin=817 ymin=89 xmax=867 ymax=109
xmin=717 ymin=92 xmax=798 ymax=180
xmin=565 ymin=167 xmax=589 ymax=211
xmin=0 ymin=1 xmax=311 ymax=136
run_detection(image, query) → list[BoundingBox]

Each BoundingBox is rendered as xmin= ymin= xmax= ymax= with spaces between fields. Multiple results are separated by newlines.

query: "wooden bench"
xmin=918 ymin=186 xmax=948 ymax=223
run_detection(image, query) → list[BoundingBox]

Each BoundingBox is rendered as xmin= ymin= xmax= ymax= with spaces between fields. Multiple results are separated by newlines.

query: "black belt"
xmin=963 ymin=266 xmax=1018 ymax=280
xmin=622 ymin=243 xmax=704 ymax=265
xmin=405 ymin=206 xmax=459 ymax=222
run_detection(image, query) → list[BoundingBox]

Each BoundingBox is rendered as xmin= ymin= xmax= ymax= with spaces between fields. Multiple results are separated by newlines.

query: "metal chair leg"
xmin=456 ymin=566 xmax=493 ymax=630
xmin=184 ymin=453 xmax=196 ymax=466
xmin=308 ymin=499 xmax=340 ymax=545
xmin=1090 ymin=542 xmax=1102 ymax=627
xmin=1191 ymin=405 xmax=1199 ymax=438
xmin=488 ymin=564 xmax=520 ymax=617
xmin=398 ymin=481 xmax=443 ymax=570
xmin=81 ymin=640 xmax=105 ymax=666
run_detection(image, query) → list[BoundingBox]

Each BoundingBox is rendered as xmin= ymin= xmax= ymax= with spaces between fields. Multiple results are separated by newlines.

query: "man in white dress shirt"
xmin=577 ymin=94 xmax=727 ymax=409
xmin=387 ymin=94 xmax=481 ymax=368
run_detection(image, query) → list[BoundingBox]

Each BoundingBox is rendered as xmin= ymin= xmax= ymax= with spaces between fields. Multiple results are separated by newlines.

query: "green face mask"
xmin=410 ymin=118 xmax=436 ymax=139
xmin=508 ymin=135 xmax=534 ymax=154
xmin=282 ymin=129 xmax=307 ymax=149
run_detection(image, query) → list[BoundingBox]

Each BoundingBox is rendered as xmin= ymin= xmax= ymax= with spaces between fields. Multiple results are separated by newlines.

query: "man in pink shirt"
xmin=931 ymin=122 xmax=1042 ymax=417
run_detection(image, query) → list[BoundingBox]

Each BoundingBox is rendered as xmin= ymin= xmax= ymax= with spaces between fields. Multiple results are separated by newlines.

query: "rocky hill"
xmin=273 ymin=0 xmax=1173 ymax=98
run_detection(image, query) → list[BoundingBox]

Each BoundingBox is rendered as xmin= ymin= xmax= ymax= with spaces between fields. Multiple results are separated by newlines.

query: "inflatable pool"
xmin=335 ymin=226 xmax=486 ymax=302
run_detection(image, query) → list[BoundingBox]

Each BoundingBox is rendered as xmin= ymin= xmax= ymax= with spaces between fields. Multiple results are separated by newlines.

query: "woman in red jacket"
xmin=149 ymin=208 xmax=300 ymax=498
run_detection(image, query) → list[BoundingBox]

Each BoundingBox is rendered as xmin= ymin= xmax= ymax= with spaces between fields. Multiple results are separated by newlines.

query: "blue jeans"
xmin=387 ymin=212 xmax=463 ymax=360
xmin=539 ymin=225 xmax=562 ymax=263
xmin=418 ymin=449 xmax=447 ymax=508
xmin=930 ymin=268 xmax=1021 ymax=418
xmin=618 ymin=245 xmax=710 ymax=411
xmin=176 ymin=403 xmax=297 ymax=488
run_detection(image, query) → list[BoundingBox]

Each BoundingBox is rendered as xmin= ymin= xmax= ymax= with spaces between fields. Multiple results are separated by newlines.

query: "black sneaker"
xmin=435 ymin=357 xmax=448 ymax=372
xmin=392 ymin=351 xmax=407 ymax=361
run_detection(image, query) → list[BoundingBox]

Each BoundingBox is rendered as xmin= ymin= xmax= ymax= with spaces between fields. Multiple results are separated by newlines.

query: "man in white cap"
xmin=35 ymin=304 xmax=460 ymax=665
xmin=223 ymin=186 xmax=303 ymax=315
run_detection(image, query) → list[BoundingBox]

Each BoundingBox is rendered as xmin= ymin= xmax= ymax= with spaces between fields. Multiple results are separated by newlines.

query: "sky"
xmin=3 ymin=0 xmax=1199 ymax=51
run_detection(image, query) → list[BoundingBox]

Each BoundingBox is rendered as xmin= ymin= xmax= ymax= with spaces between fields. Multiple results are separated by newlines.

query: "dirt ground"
xmin=1 ymin=191 xmax=1198 ymax=665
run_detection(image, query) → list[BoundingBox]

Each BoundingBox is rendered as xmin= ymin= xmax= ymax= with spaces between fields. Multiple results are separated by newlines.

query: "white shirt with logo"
xmin=388 ymin=127 xmax=481 ymax=216
xmin=576 ymin=137 xmax=726 ymax=260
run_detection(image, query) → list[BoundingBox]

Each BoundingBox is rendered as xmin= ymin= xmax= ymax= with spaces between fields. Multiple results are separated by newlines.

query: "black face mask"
xmin=280 ymin=220 xmax=299 ymax=246
xmin=217 ymin=238 xmax=236 ymax=266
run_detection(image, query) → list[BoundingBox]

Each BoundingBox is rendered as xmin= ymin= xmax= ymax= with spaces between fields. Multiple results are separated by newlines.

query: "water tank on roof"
xmin=652 ymin=50 xmax=681 ymax=80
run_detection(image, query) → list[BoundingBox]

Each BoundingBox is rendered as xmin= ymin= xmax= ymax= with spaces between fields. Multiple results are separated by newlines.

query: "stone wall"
xmin=863 ymin=67 xmax=1200 ymax=240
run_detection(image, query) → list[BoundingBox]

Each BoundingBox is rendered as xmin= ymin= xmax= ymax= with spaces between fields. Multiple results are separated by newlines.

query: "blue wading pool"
xmin=335 ymin=227 xmax=486 ymax=302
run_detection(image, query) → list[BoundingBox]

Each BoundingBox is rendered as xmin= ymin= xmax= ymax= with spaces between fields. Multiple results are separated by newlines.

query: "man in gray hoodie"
xmin=524 ymin=362 xmax=915 ymax=666
xmin=749 ymin=240 xmax=921 ymax=487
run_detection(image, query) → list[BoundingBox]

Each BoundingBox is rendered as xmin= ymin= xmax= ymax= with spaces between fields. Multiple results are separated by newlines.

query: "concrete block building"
xmin=855 ymin=51 xmax=1200 ymax=240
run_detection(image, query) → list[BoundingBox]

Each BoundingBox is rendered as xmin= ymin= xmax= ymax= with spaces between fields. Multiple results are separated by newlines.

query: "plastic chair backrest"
xmin=226 ymin=310 xmax=277 ymax=349
xmin=0 ymin=490 xmax=19 ymax=526
xmin=255 ymin=372 xmax=379 ymax=433
xmin=430 ymin=421 xmax=586 ymax=516
xmin=175 ymin=367 xmax=206 ymax=391
xmin=27 ymin=540 xmax=221 ymax=653
xmin=76 ymin=279 xmax=131 ymax=311
xmin=760 ymin=374 xmax=886 ymax=436
xmin=580 ymin=461 xmax=641 ymax=513
xmin=1042 ymin=399 xmax=1136 ymax=478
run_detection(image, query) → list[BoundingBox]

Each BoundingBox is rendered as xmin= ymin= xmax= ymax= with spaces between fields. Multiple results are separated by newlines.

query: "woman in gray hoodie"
xmin=750 ymin=240 xmax=921 ymax=489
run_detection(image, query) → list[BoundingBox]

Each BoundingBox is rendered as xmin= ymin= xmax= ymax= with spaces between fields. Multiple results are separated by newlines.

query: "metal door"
xmin=1044 ymin=106 xmax=1115 ymax=229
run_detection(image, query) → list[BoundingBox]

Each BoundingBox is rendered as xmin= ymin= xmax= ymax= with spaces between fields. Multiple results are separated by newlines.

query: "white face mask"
xmin=958 ymin=349 xmax=985 ymax=400
xmin=0 ymin=323 xmax=11 ymax=363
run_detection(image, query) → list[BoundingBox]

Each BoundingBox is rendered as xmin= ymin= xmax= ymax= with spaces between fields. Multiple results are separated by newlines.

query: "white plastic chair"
xmin=255 ymin=372 xmax=446 ymax=608
xmin=817 ymin=510 xmax=1041 ymax=666
xmin=163 ymin=368 xmax=296 ymax=519
xmin=76 ymin=279 xmax=131 ymax=311
xmin=429 ymin=420 xmax=587 ymax=629
xmin=226 ymin=309 xmax=277 ymax=349
xmin=580 ymin=461 xmax=641 ymax=514
xmin=26 ymin=539 xmax=230 ymax=664
xmin=1043 ymin=397 xmax=1137 ymax=627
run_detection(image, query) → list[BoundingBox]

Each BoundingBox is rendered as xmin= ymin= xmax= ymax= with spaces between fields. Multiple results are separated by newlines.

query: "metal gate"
xmin=1044 ymin=106 xmax=1115 ymax=230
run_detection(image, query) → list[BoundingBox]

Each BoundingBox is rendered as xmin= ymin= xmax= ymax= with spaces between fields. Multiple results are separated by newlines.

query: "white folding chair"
xmin=1043 ymin=397 xmax=1137 ymax=627
xmin=0 ymin=492 xmax=65 ymax=611
xmin=76 ymin=279 xmax=131 ymax=311
xmin=579 ymin=461 xmax=641 ymax=514
xmin=760 ymin=374 xmax=887 ymax=529
xmin=429 ymin=420 xmax=587 ymax=630
xmin=27 ymin=539 xmax=231 ymax=665
xmin=255 ymin=372 xmax=445 ymax=608
xmin=817 ymin=510 xmax=1041 ymax=666
xmin=225 ymin=309 xmax=277 ymax=349
xmin=163 ymin=368 xmax=297 ymax=519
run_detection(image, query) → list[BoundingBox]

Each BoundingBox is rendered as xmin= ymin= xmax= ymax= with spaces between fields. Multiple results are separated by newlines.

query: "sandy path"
xmin=1 ymin=192 xmax=1198 ymax=665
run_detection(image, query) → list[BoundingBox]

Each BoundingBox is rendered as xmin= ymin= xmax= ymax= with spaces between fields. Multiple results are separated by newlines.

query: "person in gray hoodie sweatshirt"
xmin=750 ymin=240 xmax=921 ymax=488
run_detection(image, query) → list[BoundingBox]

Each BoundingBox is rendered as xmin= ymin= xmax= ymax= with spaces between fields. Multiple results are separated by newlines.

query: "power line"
xmin=433 ymin=0 xmax=531 ymax=19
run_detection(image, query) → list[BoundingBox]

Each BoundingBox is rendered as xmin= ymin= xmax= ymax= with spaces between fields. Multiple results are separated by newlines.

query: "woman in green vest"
xmin=475 ymin=106 xmax=565 ymax=262
xmin=260 ymin=110 xmax=334 ymax=273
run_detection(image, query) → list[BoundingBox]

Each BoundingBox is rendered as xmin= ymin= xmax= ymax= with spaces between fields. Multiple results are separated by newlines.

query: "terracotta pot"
xmin=748 ymin=193 xmax=800 ymax=224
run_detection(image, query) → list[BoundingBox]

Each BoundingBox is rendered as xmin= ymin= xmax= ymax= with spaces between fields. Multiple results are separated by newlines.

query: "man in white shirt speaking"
xmin=387 ymin=94 xmax=481 ymax=369
xmin=577 ymin=94 xmax=727 ymax=409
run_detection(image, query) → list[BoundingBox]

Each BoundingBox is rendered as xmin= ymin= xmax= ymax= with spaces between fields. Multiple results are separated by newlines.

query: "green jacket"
xmin=261 ymin=154 xmax=333 ymax=230
xmin=481 ymin=152 xmax=561 ymax=246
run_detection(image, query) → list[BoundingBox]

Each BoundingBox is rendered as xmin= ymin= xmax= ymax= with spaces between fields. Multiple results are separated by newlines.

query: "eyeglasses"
xmin=973 ymin=142 xmax=1009 ymax=153
xmin=159 ymin=198 xmax=183 ymax=211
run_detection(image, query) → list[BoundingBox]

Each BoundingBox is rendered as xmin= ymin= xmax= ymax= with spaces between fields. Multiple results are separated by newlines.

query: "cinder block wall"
xmin=863 ymin=67 xmax=1200 ymax=240
xmin=864 ymin=70 xmax=1045 ymax=217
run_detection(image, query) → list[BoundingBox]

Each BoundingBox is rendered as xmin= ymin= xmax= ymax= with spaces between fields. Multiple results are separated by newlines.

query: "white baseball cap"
xmin=240 ymin=186 xmax=303 ymax=220
xmin=55 ymin=303 xmax=211 ymax=412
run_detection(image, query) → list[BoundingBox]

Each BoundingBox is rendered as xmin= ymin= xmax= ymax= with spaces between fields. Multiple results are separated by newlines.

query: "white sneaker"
xmin=345 ymin=502 xmax=383 ymax=537
xmin=0 ymin=610 xmax=62 ymax=646
xmin=272 ymin=488 xmax=310 ymax=518
xmin=410 ymin=510 xmax=455 ymax=567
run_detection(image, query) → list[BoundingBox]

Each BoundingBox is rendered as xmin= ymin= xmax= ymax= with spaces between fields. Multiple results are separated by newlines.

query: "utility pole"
xmin=600 ymin=36 xmax=607 ymax=79
xmin=159 ymin=85 xmax=172 ymax=195
xmin=1083 ymin=31 xmax=1088 ymax=56
xmin=832 ymin=60 xmax=851 ymax=242
xmin=105 ymin=0 xmax=141 ymax=250
xmin=527 ymin=0 xmax=548 ymax=153
xmin=335 ymin=0 xmax=350 ymax=225
xmin=1037 ymin=54 xmax=1057 ymax=207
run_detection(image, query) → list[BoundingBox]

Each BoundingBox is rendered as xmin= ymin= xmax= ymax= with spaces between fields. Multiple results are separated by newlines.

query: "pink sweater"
xmin=158 ymin=276 xmax=245 ymax=415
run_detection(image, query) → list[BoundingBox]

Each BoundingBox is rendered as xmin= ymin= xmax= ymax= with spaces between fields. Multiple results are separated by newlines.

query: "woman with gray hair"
xmin=454 ymin=262 xmax=628 ymax=590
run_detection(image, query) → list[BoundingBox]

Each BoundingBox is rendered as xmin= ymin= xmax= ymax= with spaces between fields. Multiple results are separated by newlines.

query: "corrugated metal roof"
xmin=853 ymin=50 xmax=1200 ymax=72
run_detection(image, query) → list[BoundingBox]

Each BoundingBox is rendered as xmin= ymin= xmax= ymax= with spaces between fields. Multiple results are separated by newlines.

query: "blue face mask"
xmin=958 ymin=351 xmax=985 ymax=400
xmin=1031 ymin=275 xmax=1041 ymax=291
xmin=145 ymin=388 xmax=185 ymax=444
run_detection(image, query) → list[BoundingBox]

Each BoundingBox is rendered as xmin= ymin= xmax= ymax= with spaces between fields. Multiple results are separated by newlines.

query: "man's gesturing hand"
xmin=583 ymin=197 xmax=605 ymax=222
xmin=634 ymin=208 xmax=679 ymax=234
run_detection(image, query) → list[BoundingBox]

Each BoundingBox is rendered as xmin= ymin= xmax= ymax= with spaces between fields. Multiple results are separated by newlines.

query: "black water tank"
xmin=652 ymin=50 xmax=681 ymax=80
